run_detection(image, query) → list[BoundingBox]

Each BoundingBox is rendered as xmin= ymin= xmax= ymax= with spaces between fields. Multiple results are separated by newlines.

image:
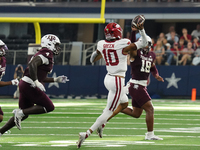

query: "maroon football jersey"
xmin=130 ymin=50 xmax=156 ymax=80
xmin=24 ymin=48 xmax=54 ymax=82
xmin=0 ymin=57 xmax=6 ymax=80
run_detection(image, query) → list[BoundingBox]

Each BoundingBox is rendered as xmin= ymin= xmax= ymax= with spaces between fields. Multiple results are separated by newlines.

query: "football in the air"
xmin=131 ymin=15 xmax=145 ymax=28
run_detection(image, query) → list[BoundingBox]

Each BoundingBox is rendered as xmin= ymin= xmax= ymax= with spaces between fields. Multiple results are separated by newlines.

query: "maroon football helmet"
xmin=104 ymin=23 xmax=123 ymax=40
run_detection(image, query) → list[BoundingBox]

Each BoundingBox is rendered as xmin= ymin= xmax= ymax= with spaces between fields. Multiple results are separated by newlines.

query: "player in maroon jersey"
xmin=0 ymin=40 xmax=19 ymax=124
xmin=0 ymin=40 xmax=7 ymax=81
xmin=0 ymin=34 xmax=69 ymax=136
xmin=122 ymin=28 xmax=164 ymax=140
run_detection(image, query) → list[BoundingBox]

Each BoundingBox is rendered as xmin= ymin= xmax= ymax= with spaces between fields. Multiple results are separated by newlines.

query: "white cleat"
xmin=12 ymin=109 xmax=23 ymax=130
xmin=5 ymin=130 xmax=11 ymax=134
xmin=77 ymin=132 xmax=87 ymax=148
xmin=96 ymin=124 xmax=105 ymax=138
xmin=145 ymin=133 xmax=163 ymax=140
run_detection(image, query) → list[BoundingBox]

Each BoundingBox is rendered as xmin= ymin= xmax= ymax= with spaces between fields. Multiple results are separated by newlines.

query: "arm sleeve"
xmin=90 ymin=51 xmax=98 ymax=63
xmin=150 ymin=65 xmax=159 ymax=77
xmin=38 ymin=54 xmax=49 ymax=65
xmin=130 ymin=31 xmax=136 ymax=43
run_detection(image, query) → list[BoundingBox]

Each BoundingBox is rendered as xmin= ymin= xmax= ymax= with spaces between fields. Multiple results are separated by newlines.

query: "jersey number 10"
xmin=103 ymin=49 xmax=119 ymax=66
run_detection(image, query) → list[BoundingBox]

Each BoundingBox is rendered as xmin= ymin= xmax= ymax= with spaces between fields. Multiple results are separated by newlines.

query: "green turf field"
xmin=0 ymin=99 xmax=200 ymax=150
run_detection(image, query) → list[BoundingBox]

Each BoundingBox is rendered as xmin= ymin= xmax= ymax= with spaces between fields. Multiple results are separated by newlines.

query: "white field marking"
xmin=2 ymin=111 xmax=200 ymax=117
xmin=154 ymin=106 xmax=200 ymax=110
xmin=14 ymin=144 xmax=39 ymax=146
xmin=51 ymin=145 xmax=69 ymax=147
xmin=7 ymin=126 xmax=200 ymax=133
xmin=11 ymin=140 xmax=200 ymax=147
xmin=0 ymin=103 xmax=93 ymax=107
xmin=2 ymin=134 xmax=200 ymax=138
xmin=17 ymin=121 xmax=200 ymax=126
xmin=4 ymin=116 xmax=200 ymax=121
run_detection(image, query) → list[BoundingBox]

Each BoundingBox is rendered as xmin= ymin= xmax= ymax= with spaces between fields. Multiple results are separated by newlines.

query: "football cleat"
xmin=145 ymin=133 xmax=163 ymax=140
xmin=77 ymin=132 xmax=88 ymax=148
xmin=5 ymin=130 xmax=11 ymax=134
xmin=12 ymin=109 xmax=23 ymax=130
xmin=96 ymin=124 xmax=105 ymax=138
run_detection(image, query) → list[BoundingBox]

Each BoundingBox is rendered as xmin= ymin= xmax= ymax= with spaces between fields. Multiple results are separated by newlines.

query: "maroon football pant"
xmin=18 ymin=80 xmax=54 ymax=112
xmin=129 ymin=83 xmax=151 ymax=108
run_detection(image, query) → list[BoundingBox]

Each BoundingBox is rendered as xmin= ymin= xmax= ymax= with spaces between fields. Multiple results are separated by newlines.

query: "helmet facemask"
xmin=142 ymin=41 xmax=152 ymax=54
xmin=0 ymin=44 xmax=8 ymax=57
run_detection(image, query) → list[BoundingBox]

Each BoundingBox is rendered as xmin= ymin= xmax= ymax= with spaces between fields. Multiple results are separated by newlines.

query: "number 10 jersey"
xmin=97 ymin=39 xmax=131 ymax=77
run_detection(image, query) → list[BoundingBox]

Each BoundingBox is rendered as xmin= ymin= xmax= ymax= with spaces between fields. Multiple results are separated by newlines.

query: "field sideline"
xmin=0 ymin=99 xmax=200 ymax=150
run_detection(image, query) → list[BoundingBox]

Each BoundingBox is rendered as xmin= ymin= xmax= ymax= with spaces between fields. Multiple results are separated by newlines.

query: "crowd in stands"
xmin=129 ymin=24 xmax=200 ymax=66
xmin=152 ymin=24 xmax=200 ymax=66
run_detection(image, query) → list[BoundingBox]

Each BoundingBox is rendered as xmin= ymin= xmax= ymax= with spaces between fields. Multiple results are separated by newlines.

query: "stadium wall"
xmin=0 ymin=65 xmax=199 ymax=98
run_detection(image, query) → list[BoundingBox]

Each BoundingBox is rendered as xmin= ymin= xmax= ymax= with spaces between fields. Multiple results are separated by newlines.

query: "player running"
xmin=77 ymin=15 xmax=149 ymax=148
xmin=0 ymin=34 xmax=69 ymax=137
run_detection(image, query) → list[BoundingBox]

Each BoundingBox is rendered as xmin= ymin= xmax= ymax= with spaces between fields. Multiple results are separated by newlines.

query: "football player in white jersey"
xmin=77 ymin=15 xmax=148 ymax=148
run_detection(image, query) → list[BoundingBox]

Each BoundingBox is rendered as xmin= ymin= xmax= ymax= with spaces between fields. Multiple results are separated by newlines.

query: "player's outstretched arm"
xmin=150 ymin=63 xmax=164 ymax=82
xmin=0 ymin=81 xmax=12 ymax=87
xmin=43 ymin=75 xmax=69 ymax=83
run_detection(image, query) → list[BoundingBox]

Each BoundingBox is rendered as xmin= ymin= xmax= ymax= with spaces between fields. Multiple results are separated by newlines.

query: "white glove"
xmin=11 ymin=78 xmax=19 ymax=86
xmin=34 ymin=79 xmax=46 ymax=92
xmin=54 ymin=75 xmax=69 ymax=83
xmin=125 ymin=81 xmax=131 ymax=95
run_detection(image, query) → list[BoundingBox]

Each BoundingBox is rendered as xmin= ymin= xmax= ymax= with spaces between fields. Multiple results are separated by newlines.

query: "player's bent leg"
xmin=121 ymin=107 xmax=143 ymax=118
xmin=23 ymin=105 xmax=52 ymax=115
xmin=107 ymin=102 xmax=128 ymax=122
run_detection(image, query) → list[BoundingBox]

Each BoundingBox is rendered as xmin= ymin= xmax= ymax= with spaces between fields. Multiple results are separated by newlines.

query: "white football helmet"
xmin=0 ymin=40 xmax=8 ymax=57
xmin=41 ymin=34 xmax=61 ymax=55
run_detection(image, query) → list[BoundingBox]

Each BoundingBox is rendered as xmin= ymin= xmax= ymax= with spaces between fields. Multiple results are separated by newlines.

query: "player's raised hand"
xmin=131 ymin=15 xmax=145 ymax=30
xmin=54 ymin=75 xmax=69 ymax=83
xmin=34 ymin=79 xmax=46 ymax=91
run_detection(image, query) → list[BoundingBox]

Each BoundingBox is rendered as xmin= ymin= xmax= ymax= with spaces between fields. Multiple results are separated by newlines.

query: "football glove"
xmin=34 ymin=79 xmax=46 ymax=92
xmin=54 ymin=75 xmax=69 ymax=83
xmin=11 ymin=78 xmax=19 ymax=86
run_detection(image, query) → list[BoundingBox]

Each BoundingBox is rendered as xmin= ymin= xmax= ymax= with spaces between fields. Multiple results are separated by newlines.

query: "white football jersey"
xmin=97 ymin=38 xmax=131 ymax=77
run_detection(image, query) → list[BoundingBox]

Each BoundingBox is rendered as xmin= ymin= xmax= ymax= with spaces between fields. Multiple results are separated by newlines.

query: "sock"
xmin=19 ymin=110 xmax=25 ymax=117
xmin=85 ymin=130 xmax=91 ymax=139
xmin=147 ymin=131 xmax=154 ymax=136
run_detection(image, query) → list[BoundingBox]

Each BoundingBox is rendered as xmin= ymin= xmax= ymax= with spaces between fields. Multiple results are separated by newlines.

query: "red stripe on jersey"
xmin=112 ymin=77 xmax=121 ymax=111
xmin=109 ymin=76 xmax=118 ymax=111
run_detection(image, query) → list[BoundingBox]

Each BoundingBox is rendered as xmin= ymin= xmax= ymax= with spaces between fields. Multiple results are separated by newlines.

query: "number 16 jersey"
xmin=97 ymin=39 xmax=131 ymax=77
